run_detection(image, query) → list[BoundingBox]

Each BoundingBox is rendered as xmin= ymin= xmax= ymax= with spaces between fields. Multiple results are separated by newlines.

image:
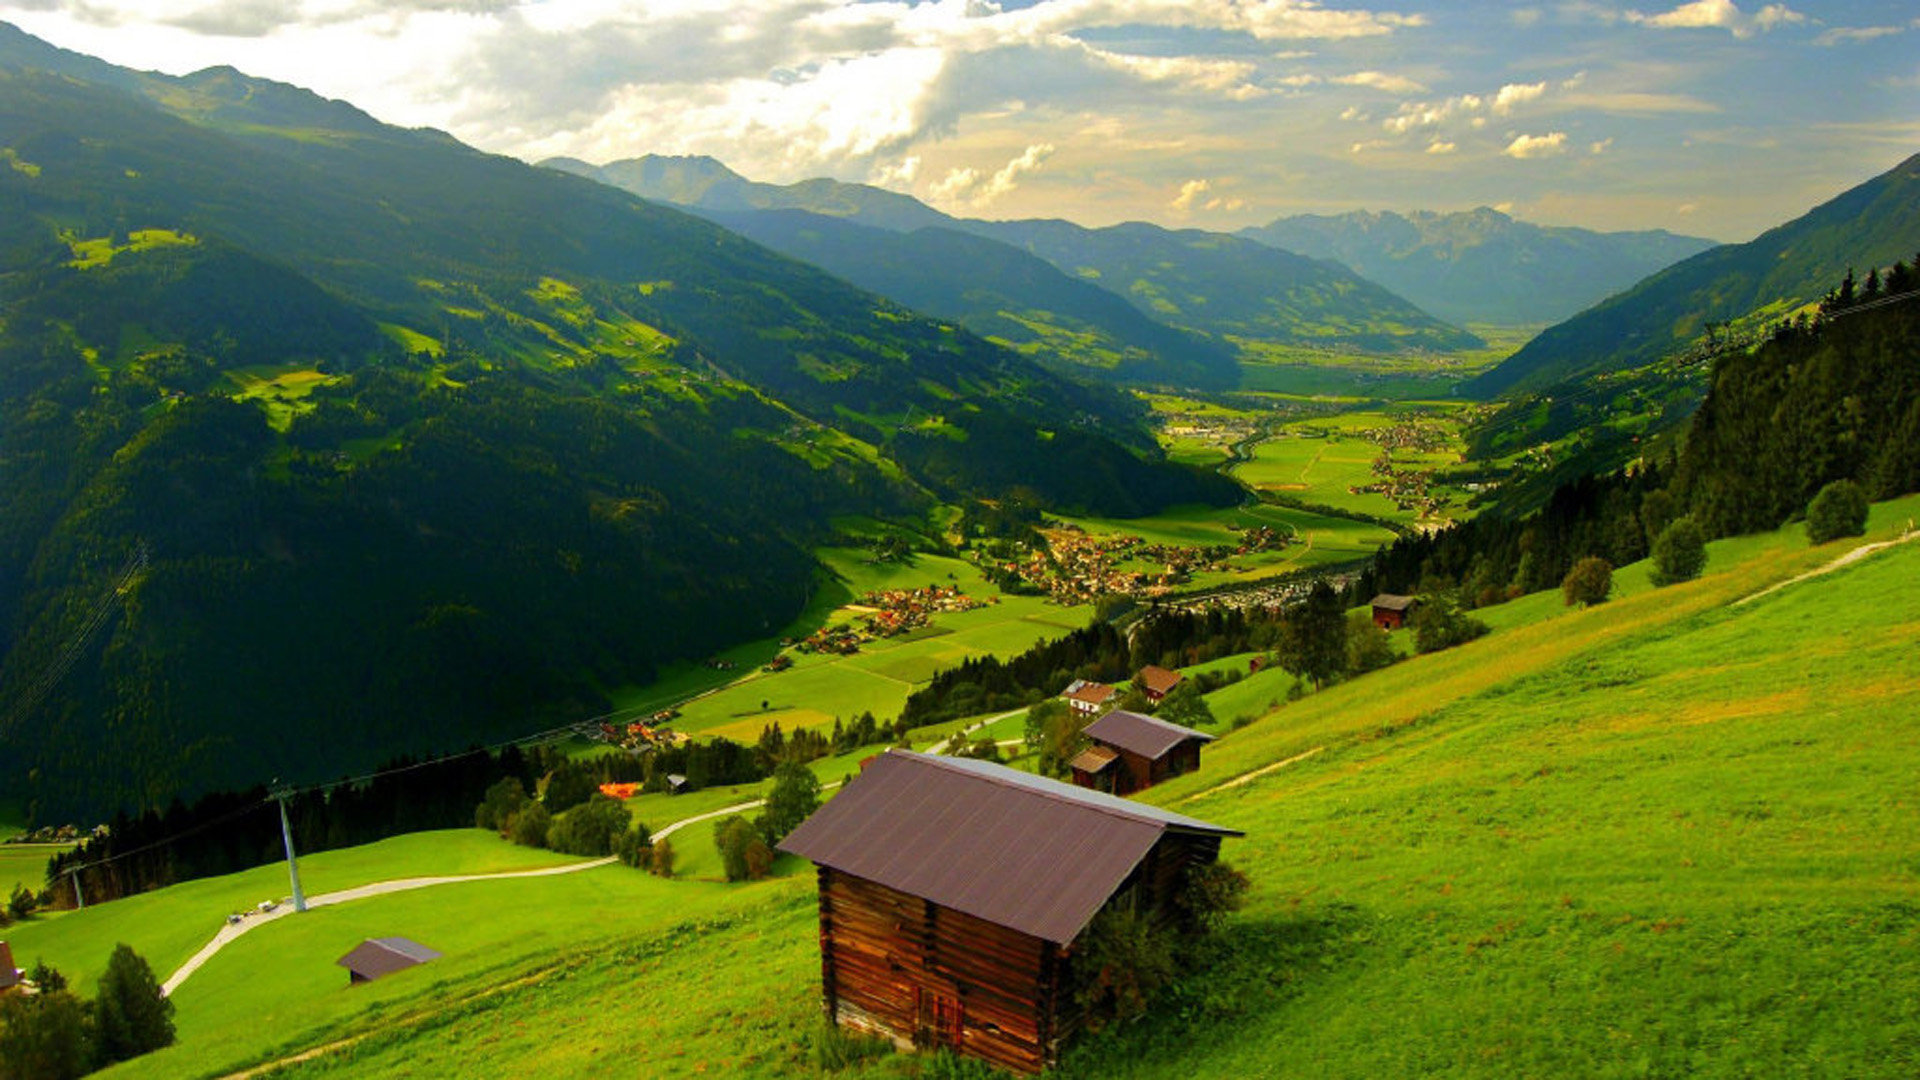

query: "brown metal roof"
xmin=1062 ymin=680 xmax=1117 ymax=705
xmin=1067 ymin=745 xmax=1120 ymax=773
xmin=1136 ymin=665 xmax=1184 ymax=695
xmin=777 ymin=750 xmax=1241 ymax=945
xmin=1085 ymin=710 xmax=1214 ymax=761
xmin=1370 ymin=593 xmax=1417 ymax=611
xmin=336 ymin=937 xmax=440 ymax=981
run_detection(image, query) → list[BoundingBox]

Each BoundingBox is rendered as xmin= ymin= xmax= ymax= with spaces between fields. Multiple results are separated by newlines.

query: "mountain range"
xmin=0 ymin=24 xmax=1234 ymax=816
xmin=1239 ymin=207 xmax=1714 ymax=326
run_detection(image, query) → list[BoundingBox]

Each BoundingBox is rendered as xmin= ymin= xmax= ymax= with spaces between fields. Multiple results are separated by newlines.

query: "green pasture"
xmin=1055 ymin=502 xmax=1395 ymax=584
xmin=0 ymin=844 xmax=65 ymax=901
xmin=5 ymin=830 xmax=587 ymax=1003
xmin=225 ymin=364 xmax=337 ymax=432
xmin=99 ymin=496 xmax=1920 ymax=1079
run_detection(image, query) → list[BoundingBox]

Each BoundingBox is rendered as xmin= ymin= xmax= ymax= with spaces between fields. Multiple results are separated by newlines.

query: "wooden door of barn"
xmin=917 ymin=986 xmax=963 ymax=1049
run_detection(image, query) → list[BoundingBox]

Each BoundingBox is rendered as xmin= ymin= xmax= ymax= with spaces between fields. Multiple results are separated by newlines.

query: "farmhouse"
xmin=335 ymin=937 xmax=440 ymax=985
xmin=1058 ymin=678 xmax=1117 ymax=716
xmin=777 ymin=749 xmax=1242 ymax=1075
xmin=1370 ymin=593 xmax=1418 ymax=630
xmin=1070 ymin=710 xmax=1213 ymax=795
xmin=1135 ymin=664 xmax=1184 ymax=703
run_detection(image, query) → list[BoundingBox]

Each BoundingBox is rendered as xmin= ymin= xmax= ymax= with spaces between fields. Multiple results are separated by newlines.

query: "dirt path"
xmin=1733 ymin=528 xmax=1919 ymax=607
xmin=1178 ymin=745 xmax=1326 ymax=805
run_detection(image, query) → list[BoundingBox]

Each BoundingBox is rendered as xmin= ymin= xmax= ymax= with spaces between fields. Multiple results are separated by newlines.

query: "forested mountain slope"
xmin=0 ymin=25 xmax=1232 ymax=818
xmin=1466 ymin=151 xmax=1920 ymax=397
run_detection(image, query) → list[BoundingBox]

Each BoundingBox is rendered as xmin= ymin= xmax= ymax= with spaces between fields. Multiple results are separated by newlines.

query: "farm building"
xmin=777 ymin=749 xmax=1242 ymax=1074
xmin=1059 ymin=679 xmax=1117 ymax=716
xmin=1069 ymin=710 xmax=1213 ymax=795
xmin=0 ymin=941 xmax=19 ymax=995
xmin=1135 ymin=664 xmax=1185 ymax=704
xmin=1370 ymin=593 xmax=1418 ymax=630
xmin=336 ymin=937 xmax=440 ymax=985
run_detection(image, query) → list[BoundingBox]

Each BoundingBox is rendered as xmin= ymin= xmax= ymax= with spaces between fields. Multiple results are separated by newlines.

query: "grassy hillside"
xmin=1468 ymin=151 xmax=1920 ymax=398
xmin=58 ymin=495 xmax=1917 ymax=1078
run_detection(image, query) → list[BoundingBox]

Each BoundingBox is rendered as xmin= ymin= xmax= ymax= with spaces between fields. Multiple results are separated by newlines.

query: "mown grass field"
xmin=1058 ymin=501 xmax=1397 ymax=586
xmin=0 ymin=844 xmax=65 ymax=902
xmin=1230 ymin=404 xmax=1475 ymax=527
xmin=79 ymin=497 xmax=1920 ymax=1079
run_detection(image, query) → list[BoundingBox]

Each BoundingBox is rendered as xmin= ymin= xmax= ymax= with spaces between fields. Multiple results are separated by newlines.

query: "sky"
xmin=3 ymin=1 xmax=1917 ymax=242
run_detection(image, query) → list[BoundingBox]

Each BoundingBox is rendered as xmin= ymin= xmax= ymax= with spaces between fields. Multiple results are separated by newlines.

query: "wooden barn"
xmin=1370 ymin=593 xmax=1418 ymax=630
xmin=1069 ymin=710 xmax=1213 ymax=795
xmin=777 ymin=750 xmax=1241 ymax=1075
xmin=0 ymin=941 xmax=20 ymax=996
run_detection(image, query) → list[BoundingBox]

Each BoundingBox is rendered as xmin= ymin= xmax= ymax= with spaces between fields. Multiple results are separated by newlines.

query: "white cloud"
xmin=1813 ymin=25 xmax=1905 ymax=47
xmin=871 ymin=155 xmax=921 ymax=187
xmin=1336 ymin=70 xmax=1427 ymax=94
xmin=1425 ymin=139 xmax=1456 ymax=154
xmin=1625 ymin=0 xmax=1804 ymax=38
xmin=1172 ymin=178 xmax=1212 ymax=212
xmin=931 ymin=142 xmax=1056 ymax=208
xmin=1491 ymin=81 xmax=1546 ymax=115
xmin=1589 ymin=137 xmax=1614 ymax=154
xmin=1503 ymin=131 xmax=1568 ymax=158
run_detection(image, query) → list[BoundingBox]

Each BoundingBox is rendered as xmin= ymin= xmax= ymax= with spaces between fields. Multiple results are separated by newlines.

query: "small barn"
xmin=1058 ymin=679 xmax=1116 ymax=716
xmin=777 ymin=750 xmax=1242 ymax=1075
xmin=336 ymin=937 xmax=440 ymax=985
xmin=1071 ymin=710 xmax=1213 ymax=795
xmin=1135 ymin=664 xmax=1185 ymax=704
xmin=1370 ymin=593 xmax=1418 ymax=630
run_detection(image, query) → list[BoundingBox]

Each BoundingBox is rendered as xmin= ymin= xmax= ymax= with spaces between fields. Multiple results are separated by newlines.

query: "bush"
xmin=507 ymin=802 xmax=551 ymax=849
xmin=758 ymin=761 xmax=822 ymax=844
xmin=1071 ymin=907 xmax=1175 ymax=1029
xmin=1561 ymin=556 xmax=1613 ymax=607
xmin=1345 ymin=610 xmax=1396 ymax=677
xmin=714 ymin=815 xmax=772 ymax=882
xmin=613 ymin=823 xmax=653 ymax=868
xmin=1806 ymin=479 xmax=1869 ymax=544
xmin=547 ymin=794 xmax=631 ymax=857
xmin=1650 ymin=516 xmax=1707 ymax=586
xmin=649 ymin=837 xmax=676 ymax=878
xmin=812 ymin=1019 xmax=893 ymax=1072
xmin=1175 ymin=860 xmax=1250 ymax=934
xmin=1410 ymin=598 xmax=1489 ymax=654
xmin=474 ymin=776 xmax=528 ymax=833
xmin=0 ymin=988 xmax=91 ymax=1080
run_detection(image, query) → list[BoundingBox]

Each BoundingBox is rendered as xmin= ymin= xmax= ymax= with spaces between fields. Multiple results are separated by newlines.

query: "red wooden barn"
xmin=1369 ymin=593 xmax=1418 ymax=630
xmin=1069 ymin=710 xmax=1213 ymax=795
xmin=777 ymin=750 xmax=1242 ymax=1075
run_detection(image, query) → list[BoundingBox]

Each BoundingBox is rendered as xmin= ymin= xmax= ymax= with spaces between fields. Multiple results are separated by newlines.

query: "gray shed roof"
xmin=336 ymin=937 xmax=440 ymax=981
xmin=1370 ymin=593 xmax=1417 ymax=611
xmin=777 ymin=750 xmax=1241 ymax=945
xmin=1085 ymin=710 xmax=1214 ymax=761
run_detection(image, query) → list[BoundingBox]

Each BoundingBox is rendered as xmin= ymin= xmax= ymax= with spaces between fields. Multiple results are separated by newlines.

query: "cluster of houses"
xmin=981 ymin=526 xmax=1286 ymax=606
xmin=1353 ymin=451 xmax=1453 ymax=520
xmin=776 ymin=660 xmax=1232 ymax=1073
xmin=791 ymin=586 xmax=990 ymax=657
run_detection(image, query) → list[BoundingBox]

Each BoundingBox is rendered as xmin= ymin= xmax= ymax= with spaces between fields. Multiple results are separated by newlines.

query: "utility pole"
xmin=272 ymin=785 xmax=307 ymax=913
xmin=67 ymin=866 xmax=84 ymax=910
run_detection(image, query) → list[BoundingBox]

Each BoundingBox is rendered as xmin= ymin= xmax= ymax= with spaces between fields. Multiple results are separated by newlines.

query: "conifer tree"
xmin=91 ymin=944 xmax=174 ymax=1066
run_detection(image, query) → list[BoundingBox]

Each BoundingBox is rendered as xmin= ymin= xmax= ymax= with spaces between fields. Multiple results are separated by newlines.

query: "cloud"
xmin=1491 ymin=81 xmax=1546 ymax=115
xmin=1560 ymin=90 xmax=1719 ymax=114
xmin=932 ymin=142 xmax=1056 ymax=208
xmin=1425 ymin=140 xmax=1455 ymax=154
xmin=1503 ymin=131 xmax=1568 ymax=158
xmin=1624 ymin=0 xmax=1804 ymax=38
xmin=1172 ymin=178 xmax=1212 ymax=212
xmin=871 ymin=155 xmax=921 ymax=187
xmin=1813 ymin=25 xmax=1906 ymax=47
xmin=1336 ymin=70 xmax=1427 ymax=94
xmin=1589 ymin=137 xmax=1614 ymax=154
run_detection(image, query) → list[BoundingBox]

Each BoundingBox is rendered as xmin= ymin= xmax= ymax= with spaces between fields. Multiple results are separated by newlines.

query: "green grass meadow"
xmin=72 ymin=498 xmax=1920 ymax=1079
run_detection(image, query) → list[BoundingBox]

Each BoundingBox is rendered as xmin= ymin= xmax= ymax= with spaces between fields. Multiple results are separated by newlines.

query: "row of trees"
xmin=0 ymin=945 xmax=172 ymax=1080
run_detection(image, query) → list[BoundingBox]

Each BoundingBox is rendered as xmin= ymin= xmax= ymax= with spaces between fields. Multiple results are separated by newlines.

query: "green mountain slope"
xmin=698 ymin=208 xmax=1240 ymax=388
xmin=1241 ymin=206 xmax=1714 ymax=326
xmin=0 ymin=26 xmax=1235 ymax=818
xmin=962 ymin=218 xmax=1484 ymax=354
xmin=48 ymin=497 xmax=1920 ymax=1080
xmin=1467 ymin=151 xmax=1920 ymax=397
xmin=553 ymin=153 xmax=1483 ymax=362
